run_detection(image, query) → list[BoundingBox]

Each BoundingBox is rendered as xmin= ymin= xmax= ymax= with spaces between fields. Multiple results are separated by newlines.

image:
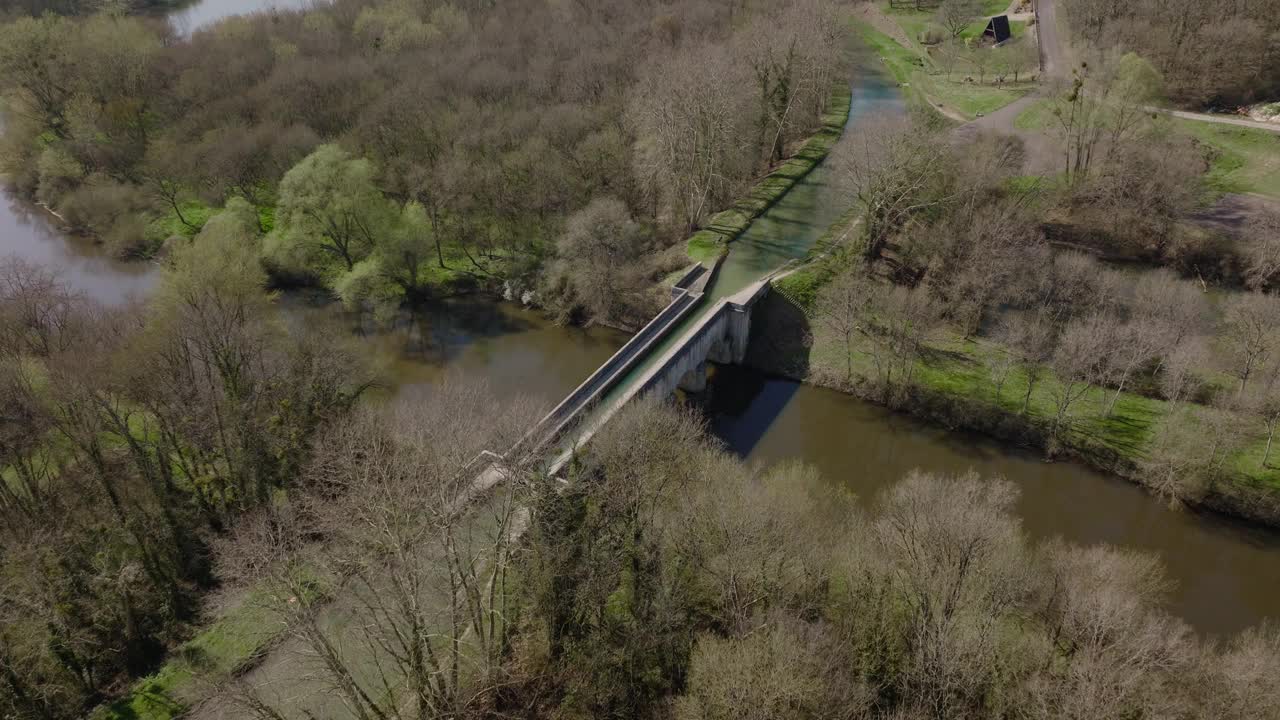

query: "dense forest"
xmin=171 ymin=396 xmax=1280 ymax=719
xmin=4 ymin=0 xmax=1280 ymax=718
xmin=1061 ymin=0 xmax=1280 ymax=108
xmin=0 ymin=0 xmax=845 ymax=326
xmin=0 ymin=0 xmax=181 ymax=20
xmin=0 ymin=235 xmax=369 ymax=717
xmin=0 ymin=0 xmax=851 ymax=716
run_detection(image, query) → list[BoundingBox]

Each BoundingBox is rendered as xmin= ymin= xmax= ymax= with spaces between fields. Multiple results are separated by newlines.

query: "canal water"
xmin=0 ymin=6 xmax=1276 ymax=636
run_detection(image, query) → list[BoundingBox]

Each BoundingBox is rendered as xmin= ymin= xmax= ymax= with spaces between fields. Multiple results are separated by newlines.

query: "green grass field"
xmin=857 ymin=10 xmax=1034 ymax=121
xmin=1175 ymin=119 xmax=1280 ymax=198
xmin=1013 ymin=97 xmax=1053 ymax=129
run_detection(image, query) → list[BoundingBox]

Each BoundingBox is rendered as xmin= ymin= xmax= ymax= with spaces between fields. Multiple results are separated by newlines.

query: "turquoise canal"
xmin=1 ymin=40 xmax=1276 ymax=636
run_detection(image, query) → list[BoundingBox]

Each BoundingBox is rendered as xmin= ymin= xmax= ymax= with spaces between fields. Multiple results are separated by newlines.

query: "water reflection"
xmin=276 ymin=292 xmax=628 ymax=406
xmin=0 ymin=194 xmax=157 ymax=305
xmin=704 ymin=363 xmax=1280 ymax=637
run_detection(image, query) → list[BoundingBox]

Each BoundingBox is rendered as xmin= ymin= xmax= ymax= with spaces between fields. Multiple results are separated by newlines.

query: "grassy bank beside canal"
xmin=90 ymin=581 xmax=331 ymax=720
xmin=687 ymin=81 xmax=853 ymax=264
xmin=756 ymin=237 xmax=1280 ymax=529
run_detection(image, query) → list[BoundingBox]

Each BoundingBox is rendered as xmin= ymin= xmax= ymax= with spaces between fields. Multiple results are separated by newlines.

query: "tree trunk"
xmin=1264 ymin=419 xmax=1277 ymax=468
xmin=1021 ymin=369 xmax=1038 ymax=414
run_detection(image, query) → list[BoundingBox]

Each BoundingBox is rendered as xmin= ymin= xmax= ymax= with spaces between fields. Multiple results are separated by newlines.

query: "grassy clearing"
xmin=1175 ymin=119 xmax=1280 ymax=198
xmin=856 ymin=18 xmax=1031 ymax=121
xmin=1013 ymin=97 xmax=1054 ymax=130
xmin=686 ymin=230 xmax=728 ymax=265
xmin=144 ymin=200 xmax=215 ymax=252
xmin=1013 ymin=98 xmax=1280 ymax=198
xmin=924 ymin=76 xmax=1033 ymax=118
xmin=890 ymin=3 xmax=1025 ymax=47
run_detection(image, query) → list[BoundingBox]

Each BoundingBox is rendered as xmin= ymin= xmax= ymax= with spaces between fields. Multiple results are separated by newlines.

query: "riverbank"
xmin=753 ymin=249 xmax=1280 ymax=530
xmin=701 ymin=363 xmax=1280 ymax=637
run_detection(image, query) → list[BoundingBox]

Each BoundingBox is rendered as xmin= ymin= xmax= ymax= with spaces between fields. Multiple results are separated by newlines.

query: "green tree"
xmin=374 ymin=201 xmax=436 ymax=300
xmin=268 ymin=144 xmax=394 ymax=278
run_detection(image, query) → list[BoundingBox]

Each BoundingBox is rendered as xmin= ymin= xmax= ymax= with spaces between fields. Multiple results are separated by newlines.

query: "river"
xmin=0 ymin=4 xmax=1275 ymax=636
xmin=167 ymin=0 xmax=319 ymax=36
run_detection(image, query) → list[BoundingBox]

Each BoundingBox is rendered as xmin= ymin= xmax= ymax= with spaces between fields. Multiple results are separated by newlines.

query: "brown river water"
xmin=0 ymin=8 xmax=1276 ymax=636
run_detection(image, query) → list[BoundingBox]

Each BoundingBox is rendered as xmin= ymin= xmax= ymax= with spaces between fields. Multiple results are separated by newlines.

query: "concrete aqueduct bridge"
xmin=471 ymin=256 xmax=781 ymax=481
xmin=541 ymin=261 xmax=779 ymax=474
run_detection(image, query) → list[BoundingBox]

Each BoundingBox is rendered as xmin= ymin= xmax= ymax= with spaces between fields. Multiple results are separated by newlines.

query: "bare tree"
xmin=935 ymin=0 xmax=981 ymax=40
xmin=810 ymin=265 xmax=872 ymax=384
xmin=1097 ymin=316 xmax=1164 ymax=416
xmin=1199 ymin=625 xmax=1280 ymax=720
xmin=674 ymin=461 xmax=850 ymax=638
xmin=867 ymin=471 xmax=1031 ymax=718
xmin=630 ymin=43 xmax=753 ymax=232
xmin=861 ymin=284 xmax=937 ymax=405
xmin=1247 ymin=370 xmax=1280 ymax=469
xmin=927 ymin=197 xmax=1038 ymax=338
xmin=675 ymin=618 xmax=869 ymax=720
xmin=1242 ymin=208 xmax=1280 ymax=291
xmin=1136 ymin=406 xmax=1215 ymax=502
xmin=1027 ymin=542 xmax=1194 ymax=719
xmin=547 ymin=197 xmax=658 ymax=325
xmin=218 ymin=379 xmax=542 ymax=720
xmin=995 ymin=310 xmax=1057 ymax=415
xmin=1220 ymin=292 xmax=1280 ymax=398
xmin=1047 ymin=53 xmax=1164 ymax=184
xmin=1131 ymin=269 xmax=1209 ymax=366
xmin=834 ymin=115 xmax=961 ymax=260
xmin=1157 ymin=336 xmax=1208 ymax=405
xmin=1049 ymin=314 xmax=1111 ymax=441
xmin=734 ymin=0 xmax=843 ymax=166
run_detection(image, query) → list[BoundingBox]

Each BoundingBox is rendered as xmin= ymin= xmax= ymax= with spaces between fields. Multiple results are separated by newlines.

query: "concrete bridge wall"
xmin=639 ymin=281 xmax=765 ymax=398
xmin=544 ymin=277 xmax=775 ymax=475
xmin=508 ymin=262 xmax=715 ymax=460
xmin=483 ymin=266 xmax=777 ymax=480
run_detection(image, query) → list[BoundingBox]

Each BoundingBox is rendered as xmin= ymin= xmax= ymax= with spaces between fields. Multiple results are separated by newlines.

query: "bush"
xmin=918 ymin=27 xmax=946 ymax=45
xmin=59 ymin=176 xmax=154 ymax=247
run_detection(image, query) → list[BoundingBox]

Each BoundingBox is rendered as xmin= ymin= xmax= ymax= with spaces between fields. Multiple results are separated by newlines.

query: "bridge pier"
xmin=678 ymin=360 xmax=709 ymax=393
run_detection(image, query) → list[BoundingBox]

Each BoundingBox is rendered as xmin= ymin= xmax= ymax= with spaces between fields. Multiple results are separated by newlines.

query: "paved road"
xmin=1033 ymin=0 xmax=1063 ymax=79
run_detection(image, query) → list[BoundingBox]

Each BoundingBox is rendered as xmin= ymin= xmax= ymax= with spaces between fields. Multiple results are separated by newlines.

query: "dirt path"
xmin=949 ymin=0 xmax=1062 ymax=174
xmin=1151 ymin=108 xmax=1280 ymax=135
